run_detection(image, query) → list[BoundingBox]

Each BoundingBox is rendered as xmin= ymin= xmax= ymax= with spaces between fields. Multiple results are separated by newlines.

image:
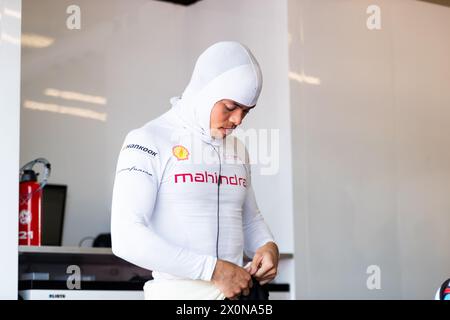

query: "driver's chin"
xmin=210 ymin=127 xmax=226 ymax=139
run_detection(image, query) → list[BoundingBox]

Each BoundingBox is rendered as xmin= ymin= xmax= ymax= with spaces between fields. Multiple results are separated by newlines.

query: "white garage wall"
xmin=0 ymin=0 xmax=21 ymax=300
xmin=289 ymin=0 xmax=450 ymax=299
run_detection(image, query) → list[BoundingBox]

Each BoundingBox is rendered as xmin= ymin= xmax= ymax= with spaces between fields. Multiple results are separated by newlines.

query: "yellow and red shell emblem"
xmin=172 ymin=145 xmax=189 ymax=161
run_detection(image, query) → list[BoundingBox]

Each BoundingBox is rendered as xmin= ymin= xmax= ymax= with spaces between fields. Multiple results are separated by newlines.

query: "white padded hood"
xmin=171 ymin=41 xmax=263 ymax=144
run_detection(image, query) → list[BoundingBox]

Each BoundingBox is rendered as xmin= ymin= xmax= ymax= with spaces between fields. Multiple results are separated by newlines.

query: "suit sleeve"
xmin=242 ymin=164 xmax=276 ymax=259
xmin=110 ymin=129 xmax=217 ymax=281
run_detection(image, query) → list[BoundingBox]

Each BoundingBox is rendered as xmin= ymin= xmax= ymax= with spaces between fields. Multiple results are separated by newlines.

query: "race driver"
xmin=111 ymin=41 xmax=279 ymax=300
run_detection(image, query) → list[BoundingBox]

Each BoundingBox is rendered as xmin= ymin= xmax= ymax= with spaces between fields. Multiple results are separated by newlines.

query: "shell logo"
xmin=172 ymin=145 xmax=189 ymax=161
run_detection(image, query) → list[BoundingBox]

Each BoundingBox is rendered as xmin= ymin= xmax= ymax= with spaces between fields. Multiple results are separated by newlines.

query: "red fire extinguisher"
xmin=19 ymin=158 xmax=51 ymax=246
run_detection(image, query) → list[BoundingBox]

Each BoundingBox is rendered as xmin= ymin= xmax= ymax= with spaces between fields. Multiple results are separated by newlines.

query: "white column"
xmin=0 ymin=0 xmax=21 ymax=300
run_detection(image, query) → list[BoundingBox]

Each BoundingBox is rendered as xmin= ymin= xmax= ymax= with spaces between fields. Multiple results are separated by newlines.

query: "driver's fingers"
xmin=248 ymin=277 xmax=253 ymax=289
xmin=254 ymin=261 xmax=275 ymax=279
xmin=259 ymin=279 xmax=271 ymax=285
xmin=249 ymin=254 xmax=263 ymax=275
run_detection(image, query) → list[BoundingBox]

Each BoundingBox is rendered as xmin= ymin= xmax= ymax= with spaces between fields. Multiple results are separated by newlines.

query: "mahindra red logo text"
xmin=174 ymin=171 xmax=247 ymax=187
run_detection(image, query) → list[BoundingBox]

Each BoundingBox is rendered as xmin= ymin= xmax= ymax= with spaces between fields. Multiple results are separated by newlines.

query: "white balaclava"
xmin=171 ymin=41 xmax=263 ymax=144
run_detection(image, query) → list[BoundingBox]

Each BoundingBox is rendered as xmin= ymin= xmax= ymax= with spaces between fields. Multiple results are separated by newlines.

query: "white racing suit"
xmin=110 ymin=41 xmax=275 ymax=299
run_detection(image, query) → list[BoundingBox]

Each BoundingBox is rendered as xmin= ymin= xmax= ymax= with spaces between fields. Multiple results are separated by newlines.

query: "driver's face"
xmin=210 ymin=99 xmax=255 ymax=139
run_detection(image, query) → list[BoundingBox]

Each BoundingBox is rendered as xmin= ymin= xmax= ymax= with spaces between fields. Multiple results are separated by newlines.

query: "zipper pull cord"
xmin=208 ymin=143 xmax=222 ymax=259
